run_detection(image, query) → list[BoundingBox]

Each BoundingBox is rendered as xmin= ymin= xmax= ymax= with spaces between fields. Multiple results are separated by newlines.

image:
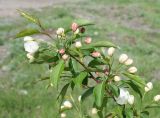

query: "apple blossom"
xmin=145 ymin=82 xmax=153 ymax=92
xmin=108 ymin=47 xmax=115 ymax=56
xmin=115 ymin=88 xmax=130 ymax=105
xmin=128 ymin=67 xmax=137 ymax=73
xmin=125 ymin=58 xmax=133 ymax=66
xmin=63 ymin=100 xmax=72 ymax=109
xmin=61 ymin=113 xmax=66 ymax=118
xmin=91 ymin=108 xmax=98 ymax=115
xmin=128 ymin=95 xmax=134 ymax=105
xmin=114 ymin=76 xmax=121 ymax=82
xmin=119 ymin=54 xmax=128 ymax=63
xmin=91 ymin=51 xmax=101 ymax=57
xmin=62 ymin=54 xmax=69 ymax=60
xmin=75 ymin=41 xmax=82 ymax=48
xmin=71 ymin=22 xmax=78 ymax=32
xmin=85 ymin=37 xmax=92 ymax=44
xmin=154 ymin=95 xmax=160 ymax=102
xmin=24 ymin=41 xmax=39 ymax=54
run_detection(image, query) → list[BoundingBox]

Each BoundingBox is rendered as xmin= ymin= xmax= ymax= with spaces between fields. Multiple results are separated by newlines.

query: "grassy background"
xmin=0 ymin=0 xmax=160 ymax=117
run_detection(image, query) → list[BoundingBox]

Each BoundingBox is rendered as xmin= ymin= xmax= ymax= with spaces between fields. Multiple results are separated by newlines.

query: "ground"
xmin=0 ymin=0 xmax=160 ymax=118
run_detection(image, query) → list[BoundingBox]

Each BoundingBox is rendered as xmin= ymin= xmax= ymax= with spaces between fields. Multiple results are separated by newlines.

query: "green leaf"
xmin=16 ymin=28 xmax=40 ymax=38
xmin=140 ymin=111 xmax=149 ymax=118
xmin=145 ymin=105 xmax=160 ymax=109
xmin=81 ymin=87 xmax=94 ymax=102
xmin=124 ymin=108 xmax=133 ymax=118
xmin=88 ymin=58 xmax=104 ymax=67
xmin=108 ymin=84 xmax=119 ymax=97
xmin=69 ymin=58 xmax=79 ymax=75
xmin=17 ymin=9 xmax=39 ymax=24
xmin=73 ymin=72 xmax=88 ymax=87
xmin=57 ymin=83 xmax=70 ymax=103
xmin=81 ymin=41 xmax=117 ymax=50
xmin=93 ymin=81 xmax=105 ymax=107
xmin=50 ymin=60 xmax=65 ymax=88
xmin=123 ymin=72 xmax=145 ymax=87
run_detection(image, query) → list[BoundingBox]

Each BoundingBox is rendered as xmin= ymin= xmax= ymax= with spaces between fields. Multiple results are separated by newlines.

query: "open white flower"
xmin=145 ymin=82 xmax=153 ymax=92
xmin=128 ymin=67 xmax=137 ymax=73
xmin=24 ymin=41 xmax=39 ymax=54
xmin=91 ymin=108 xmax=98 ymax=115
xmin=24 ymin=36 xmax=34 ymax=42
xmin=119 ymin=54 xmax=128 ymax=63
xmin=108 ymin=47 xmax=115 ymax=56
xmin=154 ymin=95 xmax=160 ymax=102
xmin=128 ymin=95 xmax=134 ymax=105
xmin=75 ymin=41 xmax=82 ymax=48
xmin=115 ymin=88 xmax=130 ymax=105
xmin=125 ymin=58 xmax=133 ymax=66
xmin=63 ymin=100 xmax=72 ymax=109
xmin=61 ymin=113 xmax=66 ymax=118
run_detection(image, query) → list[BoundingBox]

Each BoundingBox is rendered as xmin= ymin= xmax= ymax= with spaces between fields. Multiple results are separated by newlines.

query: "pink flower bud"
xmin=91 ymin=51 xmax=101 ymax=57
xmin=104 ymin=68 xmax=109 ymax=75
xmin=71 ymin=22 xmax=78 ymax=32
xmin=59 ymin=49 xmax=65 ymax=54
xmin=85 ymin=37 xmax=92 ymax=44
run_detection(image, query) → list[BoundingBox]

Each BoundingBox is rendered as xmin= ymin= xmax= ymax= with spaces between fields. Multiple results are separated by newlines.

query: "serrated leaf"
xmin=93 ymin=81 xmax=105 ymax=107
xmin=81 ymin=87 xmax=94 ymax=102
xmin=18 ymin=9 xmax=39 ymax=24
xmin=73 ymin=72 xmax=88 ymax=87
xmin=81 ymin=41 xmax=117 ymax=50
xmin=50 ymin=60 xmax=65 ymax=88
xmin=16 ymin=28 xmax=40 ymax=38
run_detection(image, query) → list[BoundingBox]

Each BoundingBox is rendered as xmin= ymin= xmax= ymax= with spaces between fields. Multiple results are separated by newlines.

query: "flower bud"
xmin=91 ymin=51 xmax=101 ymax=57
xmin=85 ymin=37 xmax=92 ymax=44
xmin=59 ymin=49 xmax=65 ymax=54
xmin=125 ymin=58 xmax=133 ymax=66
xmin=62 ymin=54 xmax=69 ymax=60
xmin=71 ymin=22 xmax=78 ymax=32
xmin=128 ymin=95 xmax=134 ymax=105
xmin=154 ymin=95 xmax=160 ymax=102
xmin=56 ymin=28 xmax=64 ymax=35
xmin=61 ymin=113 xmax=66 ymax=118
xmin=128 ymin=67 xmax=137 ymax=73
xmin=80 ymin=27 xmax=85 ymax=33
xmin=104 ymin=68 xmax=109 ymax=75
xmin=145 ymin=82 xmax=153 ymax=92
xmin=24 ymin=36 xmax=34 ymax=42
xmin=60 ymin=105 xmax=65 ymax=110
xmin=26 ymin=53 xmax=34 ymax=62
xmin=114 ymin=76 xmax=121 ymax=82
xmin=91 ymin=108 xmax=98 ymax=115
xmin=63 ymin=100 xmax=72 ymax=109
xmin=119 ymin=54 xmax=128 ymax=63
xmin=74 ymin=28 xmax=79 ymax=35
xmin=108 ymin=47 xmax=115 ymax=56
xmin=78 ymin=96 xmax=82 ymax=102
xmin=75 ymin=41 xmax=82 ymax=48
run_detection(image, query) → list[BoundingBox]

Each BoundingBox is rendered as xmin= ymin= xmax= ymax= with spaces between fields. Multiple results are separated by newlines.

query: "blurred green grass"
xmin=0 ymin=0 xmax=160 ymax=117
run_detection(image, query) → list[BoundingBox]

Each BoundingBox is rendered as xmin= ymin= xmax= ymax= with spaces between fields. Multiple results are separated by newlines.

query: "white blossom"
xmin=128 ymin=67 xmax=137 ymax=73
xmin=62 ymin=54 xmax=69 ymax=60
xmin=125 ymin=58 xmax=133 ymax=66
xmin=108 ymin=47 xmax=115 ymax=56
xmin=128 ymin=95 xmax=134 ymax=105
xmin=119 ymin=54 xmax=128 ymax=63
xmin=115 ymin=88 xmax=130 ymax=105
xmin=145 ymin=82 xmax=153 ymax=92
xmin=24 ymin=41 xmax=39 ymax=54
xmin=91 ymin=108 xmax=98 ymax=115
xmin=63 ymin=100 xmax=72 ymax=109
xmin=56 ymin=28 xmax=64 ymax=35
xmin=154 ymin=95 xmax=160 ymax=102
xmin=24 ymin=36 xmax=34 ymax=42
xmin=61 ymin=113 xmax=66 ymax=118
xmin=75 ymin=41 xmax=82 ymax=48
xmin=114 ymin=76 xmax=121 ymax=82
